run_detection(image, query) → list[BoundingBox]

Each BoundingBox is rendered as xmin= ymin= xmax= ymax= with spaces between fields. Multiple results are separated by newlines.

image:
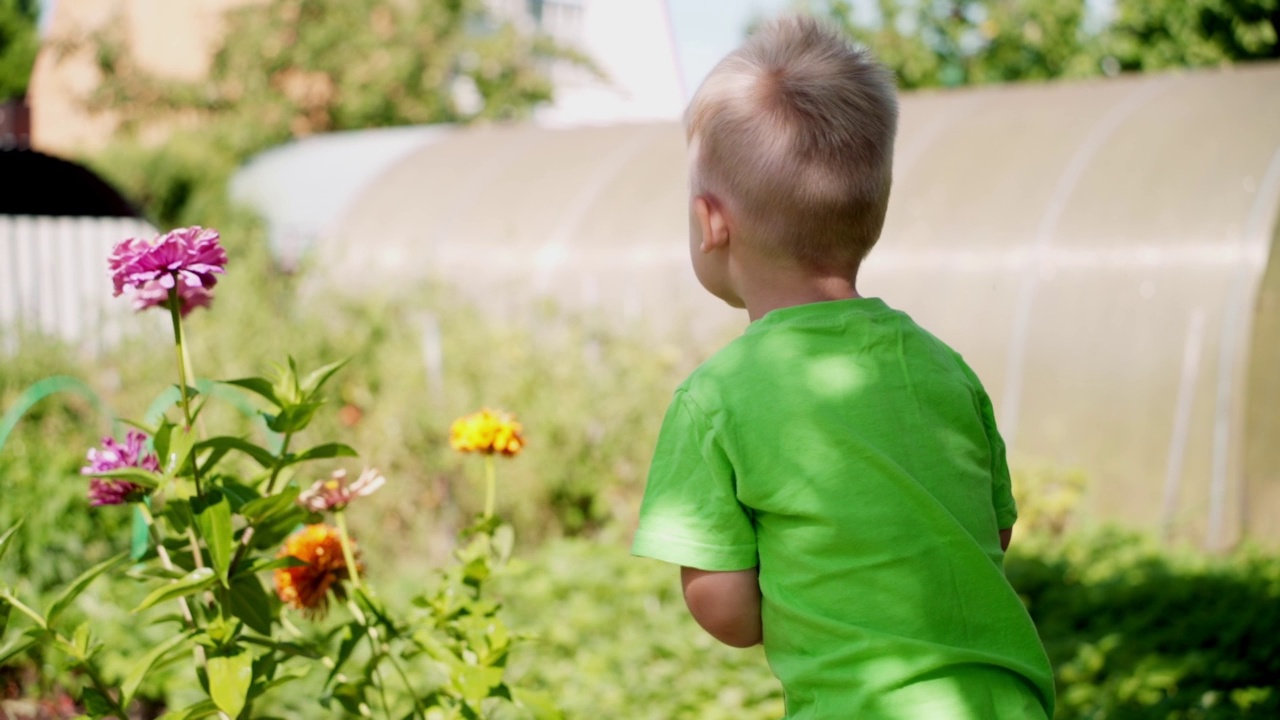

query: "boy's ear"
xmin=694 ymin=194 xmax=731 ymax=253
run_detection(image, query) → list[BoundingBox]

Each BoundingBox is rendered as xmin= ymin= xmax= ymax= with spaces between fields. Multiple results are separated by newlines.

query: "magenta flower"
xmin=131 ymin=281 xmax=214 ymax=317
xmin=109 ymin=226 xmax=227 ymax=313
xmin=81 ymin=431 xmax=160 ymax=507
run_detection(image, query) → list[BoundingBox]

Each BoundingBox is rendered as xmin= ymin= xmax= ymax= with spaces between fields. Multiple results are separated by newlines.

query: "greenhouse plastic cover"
xmin=318 ymin=63 xmax=1280 ymax=548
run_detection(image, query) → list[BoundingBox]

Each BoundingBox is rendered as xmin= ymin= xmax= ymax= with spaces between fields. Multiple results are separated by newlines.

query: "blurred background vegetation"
xmin=3 ymin=0 xmax=1280 ymax=717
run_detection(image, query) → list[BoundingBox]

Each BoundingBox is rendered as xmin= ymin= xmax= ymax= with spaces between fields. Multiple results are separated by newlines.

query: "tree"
xmin=88 ymin=0 xmax=585 ymax=159
xmin=1101 ymin=0 xmax=1279 ymax=72
xmin=814 ymin=0 xmax=1279 ymax=90
xmin=0 ymin=0 xmax=38 ymax=100
xmin=77 ymin=0 xmax=587 ymax=227
xmin=822 ymin=0 xmax=1096 ymax=89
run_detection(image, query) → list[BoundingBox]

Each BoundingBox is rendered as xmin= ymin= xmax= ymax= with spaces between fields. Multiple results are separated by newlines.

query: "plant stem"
xmin=137 ymin=503 xmax=196 ymax=630
xmin=386 ymin=654 xmax=427 ymax=720
xmin=373 ymin=666 xmax=394 ymax=720
xmin=265 ymin=431 xmax=294 ymax=495
xmin=80 ymin=657 xmax=131 ymax=719
xmin=167 ymin=283 xmax=204 ymax=495
xmin=483 ymin=455 xmax=496 ymax=519
xmin=0 ymin=591 xmax=46 ymax=629
xmin=344 ymin=597 xmax=421 ymax=720
xmin=335 ymin=510 xmax=363 ymax=591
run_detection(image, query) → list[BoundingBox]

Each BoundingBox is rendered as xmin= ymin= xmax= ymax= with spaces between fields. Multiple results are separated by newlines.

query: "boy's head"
xmin=685 ymin=15 xmax=898 ymax=295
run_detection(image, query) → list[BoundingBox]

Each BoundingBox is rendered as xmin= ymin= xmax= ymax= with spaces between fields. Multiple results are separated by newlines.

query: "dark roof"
xmin=0 ymin=146 xmax=140 ymax=217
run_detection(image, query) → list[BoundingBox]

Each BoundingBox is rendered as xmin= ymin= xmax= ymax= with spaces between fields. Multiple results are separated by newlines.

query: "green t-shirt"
xmin=633 ymin=298 xmax=1054 ymax=719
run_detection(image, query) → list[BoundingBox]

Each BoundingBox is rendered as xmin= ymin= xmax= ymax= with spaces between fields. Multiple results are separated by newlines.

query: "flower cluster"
xmin=274 ymin=524 xmax=359 ymax=616
xmin=449 ymin=409 xmax=525 ymax=457
xmin=297 ymin=468 xmax=386 ymax=513
xmin=109 ymin=226 xmax=227 ymax=317
xmin=80 ymin=431 xmax=159 ymax=506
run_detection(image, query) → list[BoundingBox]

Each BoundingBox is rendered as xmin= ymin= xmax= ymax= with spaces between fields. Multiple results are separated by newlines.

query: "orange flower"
xmin=274 ymin=524 xmax=359 ymax=616
xmin=449 ymin=409 xmax=525 ymax=457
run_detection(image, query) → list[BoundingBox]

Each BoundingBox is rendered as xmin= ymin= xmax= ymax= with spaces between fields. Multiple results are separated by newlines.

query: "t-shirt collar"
xmin=746 ymin=297 xmax=891 ymax=334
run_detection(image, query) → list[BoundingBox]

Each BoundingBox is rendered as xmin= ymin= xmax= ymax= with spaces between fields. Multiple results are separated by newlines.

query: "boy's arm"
xmin=632 ymin=390 xmax=760 ymax=648
xmin=681 ymin=567 xmax=762 ymax=648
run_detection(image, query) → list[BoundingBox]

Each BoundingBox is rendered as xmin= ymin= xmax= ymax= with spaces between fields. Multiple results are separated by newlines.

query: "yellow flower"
xmin=274 ymin=524 xmax=359 ymax=617
xmin=449 ymin=409 xmax=525 ymax=457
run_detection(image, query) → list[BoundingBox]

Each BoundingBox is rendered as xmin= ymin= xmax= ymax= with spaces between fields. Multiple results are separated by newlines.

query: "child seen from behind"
xmin=632 ymin=15 xmax=1055 ymax=720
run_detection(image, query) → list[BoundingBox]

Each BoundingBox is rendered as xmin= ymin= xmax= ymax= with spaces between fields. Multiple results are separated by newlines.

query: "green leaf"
xmin=455 ymin=664 xmax=506 ymax=703
xmin=0 ymin=637 xmax=35 ymax=666
xmin=118 ymin=417 xmax=159 ymax=435
xmin=300 ymin=357 xmax=350 ymax=398
xmin=85 ymin=467 xmax=161 ymax=488
xmin=223 ymin=377 xmax=282 ymax=407
xmin=0 ymin=596 xmax=10 ymax=642
xmin=162 ymin=499 xmax=194 ymax=535
xmin=265 ymin=401 xmax=324 ymax=434
xmin=283 ymin=442 xmax=358 ymax=467
xmin=156 ymin=700 xmax=221 ymax=720
xmin=152 ymin=418 xmax=175 ymax=463
xmin=196 ymin=436 xmax=277 ymax=469
xmin=131 ymin=505 xmax=150 ymax=561
xmin=240 ymin=636 xmax=321 ymax=659
xmin=251 ymin=511 xmax=308 ymax=551
xmin=0 ymin=519 xmax=22 ymax=566
xmin=208 ymin=648 xmax=253 ymax=718
xmin=80 ymin=687 xmax=115 ymax=718
xmin=324 ymin=623 xmax=362 ymax=689
xmin=328 ymin=680 xmax=366 ymax=716
xmin=70 ymin=621 xmax=94 ymax=660
xmin=240 ymin=486 xmax=300 ymax=522
xmin=122 ymin=630 xmax=194 ymax=706
xmin=47 ymin=553 xmax=126 ymax=627
xmin=164 ymin=425 xmax=198 ymax=478
xmin=0 ymin=591 xmax=46 ymax=630
xmin=133 ymin=567 xmax=216 ymax=614
xmin=192 ymin=491 xmax=234 ymax=586
xmin=228 ymin=574 xmax=275 ymax=635
xmin=219 ymin=479 xmax=261 ymax=512
xmin=235 ymin=556 xmax=305 ymax=577
xmin=511 ymin=687 xmax=564 ymax=720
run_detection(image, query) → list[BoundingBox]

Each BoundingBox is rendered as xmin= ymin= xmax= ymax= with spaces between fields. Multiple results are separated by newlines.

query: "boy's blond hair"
xmin=686 ymin=15 xmax=898 ymax=272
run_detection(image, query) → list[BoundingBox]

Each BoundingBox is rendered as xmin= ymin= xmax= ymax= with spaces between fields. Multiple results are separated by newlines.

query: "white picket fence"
xmin=0 ymin=215 xmax=157 ymax=355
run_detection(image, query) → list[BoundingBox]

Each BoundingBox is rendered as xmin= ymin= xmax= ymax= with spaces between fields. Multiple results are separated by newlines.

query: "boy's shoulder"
xmin=680 ymin=297 xmax=985 ymax=414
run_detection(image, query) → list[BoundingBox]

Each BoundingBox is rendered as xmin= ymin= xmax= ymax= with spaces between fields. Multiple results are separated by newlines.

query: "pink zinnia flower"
xmin=81 ymin=431 xmax=160 ymax=507
xmin=298 ymin=468 xmax=386 ymax=513
xmin=109 ymin=226 xmax=227 ymax=313
xmin=130 ymin=281 xmax=214 ymax=317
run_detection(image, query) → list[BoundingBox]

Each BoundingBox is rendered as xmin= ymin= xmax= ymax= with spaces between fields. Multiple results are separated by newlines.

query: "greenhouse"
xmin=224 ymin=63 xmax=1280 ymax=549
xmin=264 ymin=62 xmax=1280 ymax=549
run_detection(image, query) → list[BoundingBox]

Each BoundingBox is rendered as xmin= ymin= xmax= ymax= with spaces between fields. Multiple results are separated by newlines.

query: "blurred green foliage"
xmin=4 ymin=1 xmax=1278 ymax=714
xmin=0 ymin=0 xmax=38 ymax=100
xmin=6 ymin=302 xmax=1280 ymax=718
xmin=73 ymin=0 xmax=585 ymax=229
xmin=488 ymin=527 xmax=1280 ymax=720
xmin=86 ymin=0 xmax=581 ymax=152
xmin=1009 ymin=532 xmax=1280 ymax=719
xmin=813 ymin=0 xmax=1279 ymax=89
xmin=1101 ymin=0 xmax=1280 ymax=73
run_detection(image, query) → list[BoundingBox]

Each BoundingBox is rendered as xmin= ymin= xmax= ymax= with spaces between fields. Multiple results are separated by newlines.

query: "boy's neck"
xmin=739 ymin=271 xmax=861 ymax=322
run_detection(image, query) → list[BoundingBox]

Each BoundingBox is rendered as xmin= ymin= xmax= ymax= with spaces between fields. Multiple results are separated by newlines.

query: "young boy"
xmin=631 ymin=16 xmax=1055 ymax=720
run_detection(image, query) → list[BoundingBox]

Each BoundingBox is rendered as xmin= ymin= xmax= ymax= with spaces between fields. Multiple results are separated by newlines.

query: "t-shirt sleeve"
xmin=976 ymin=382 xmax=1018 ymax=529
xmin=955 ymin=355 xmax=1018 ymax=529
xmin=631 ymin=390 xmax=758 ymax=571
